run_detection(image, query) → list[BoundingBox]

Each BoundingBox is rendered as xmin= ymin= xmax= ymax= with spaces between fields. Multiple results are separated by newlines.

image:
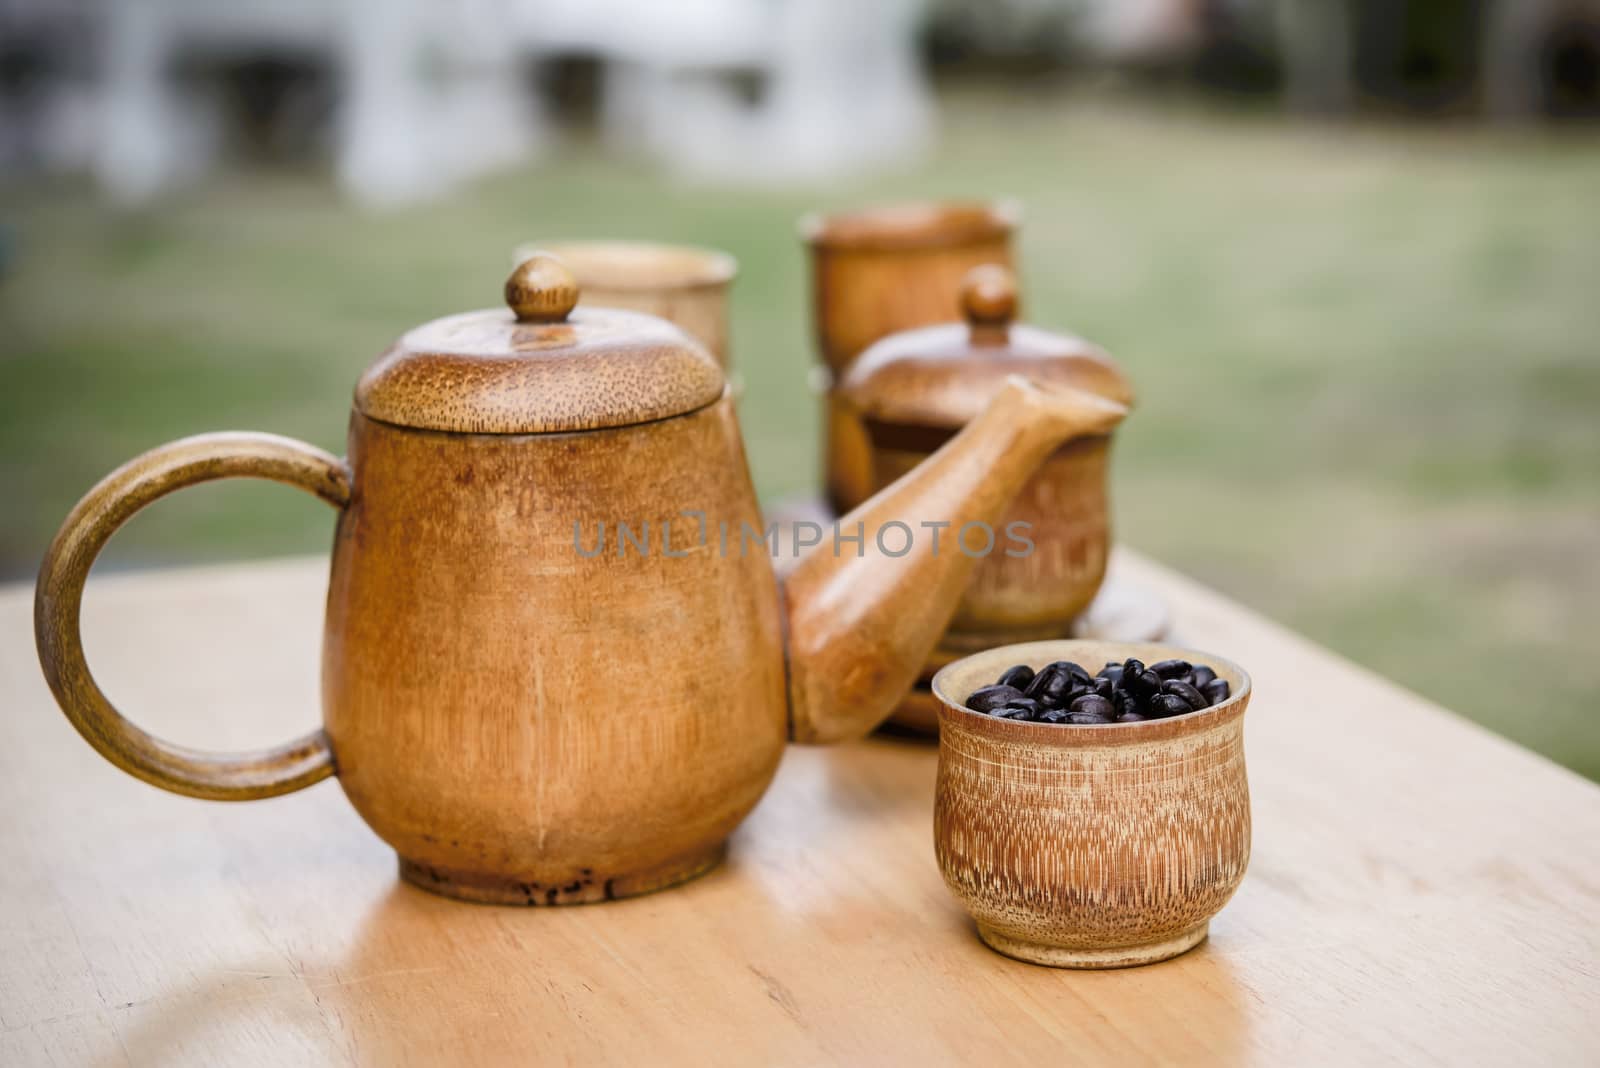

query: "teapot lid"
xmin=354 ymin=254 xmax=725 ymax=434
xmin=838 ymin=265 xmax=1134 ymax=428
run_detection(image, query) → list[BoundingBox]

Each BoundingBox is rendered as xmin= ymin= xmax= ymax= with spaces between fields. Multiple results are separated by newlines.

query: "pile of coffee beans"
xmin=964 ymin=658 xmax=1230 ymax=725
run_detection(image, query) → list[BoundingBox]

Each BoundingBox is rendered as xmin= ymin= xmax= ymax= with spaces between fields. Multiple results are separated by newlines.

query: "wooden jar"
xmin=800 ymin=201 xmax=1018 ymax=514
xmin=932 ymin=640 xmax=1252 ymax=969
xmin=840 ymin=265 xmax=1133 ymax=683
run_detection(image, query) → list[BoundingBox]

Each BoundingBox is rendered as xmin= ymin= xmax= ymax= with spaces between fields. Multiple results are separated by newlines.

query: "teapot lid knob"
xmin=505 ymin=253 xmax=580 ymax=323
xmin=960 ymin=264 xmax=1017 ymax=341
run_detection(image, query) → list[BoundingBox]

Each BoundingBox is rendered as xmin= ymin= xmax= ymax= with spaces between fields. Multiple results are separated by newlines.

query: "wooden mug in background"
xmin=800 ymin=200 xmax=1018 ymax=514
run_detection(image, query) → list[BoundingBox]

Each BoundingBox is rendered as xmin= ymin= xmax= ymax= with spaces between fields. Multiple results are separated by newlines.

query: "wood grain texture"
xmin=2 ymin=550 xmax=1598 ymax=1065
xmin=933 ymin=641 xmax=1252 ymax=968
xmin=801 ymin=200 xmax=1018 ymax=513
xmin=357 ymin=256 xmax=725 ymax=435
xmin=503 ymin=254 xmax=582 ymax=323
xmin=324 ymin=401 xmax=786 ymax=903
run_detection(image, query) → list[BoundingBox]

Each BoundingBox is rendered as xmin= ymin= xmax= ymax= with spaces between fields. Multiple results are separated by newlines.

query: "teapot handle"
xmin=34 ymin=432 xmax=350 ymax=800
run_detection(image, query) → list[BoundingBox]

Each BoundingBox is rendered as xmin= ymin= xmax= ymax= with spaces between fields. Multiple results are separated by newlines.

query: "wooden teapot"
xmin=841 ymin=264 xmax=1134 ymax=712
xmin=34 ymin=254 xmax=1127 ymax=905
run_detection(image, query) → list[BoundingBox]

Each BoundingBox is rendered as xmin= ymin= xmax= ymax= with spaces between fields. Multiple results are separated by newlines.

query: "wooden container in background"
xmin=931 ymin=640 xmax=1252 ymax=969
xmin=514 ymin=240 xmax=737 ymax=371
xmin=800 ymin=200 xmax=1018 ymax=513
xmin=840 ymin=265 xmax=1134 ymax=731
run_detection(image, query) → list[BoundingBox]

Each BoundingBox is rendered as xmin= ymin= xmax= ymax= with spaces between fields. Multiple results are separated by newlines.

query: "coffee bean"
xmin=1149 ymin=659 xmax=1192 ymax=680
xmin=1069 ymin=693 xmax=1115 ymax=718
xmin=997 ymin=664 xmax=1034 ymax=690
xmin=968 ymin=684 xmax=1025 ymax=712
xmin=1162 ymin=679 xmax=1209 ymax=712
xmin=1005 ymin=697 xmax=1042 ymax=719
xmin=1049 ymin=661 xmax=1093 ymax=686
xmin=1150 ymin=694 xmax=1194 ymax=718
xmin=1024 ymin=666 xmax=1073 ymax=706
xmin=1125 ymin=669 xmax=1163 ymax=702
xmin=981 ymin=655 xmax=1232 ymax=727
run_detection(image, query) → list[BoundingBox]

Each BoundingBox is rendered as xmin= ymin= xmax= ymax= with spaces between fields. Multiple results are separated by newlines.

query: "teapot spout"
xmin=782 ymin=376 xmax=1128 ymax=743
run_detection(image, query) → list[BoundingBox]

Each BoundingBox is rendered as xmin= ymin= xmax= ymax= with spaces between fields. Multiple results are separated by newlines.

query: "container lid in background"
xmin=838 ymin=264 xmax=1134 ymax=429
xmin=354 ymin=254 xmax=725 ymax=435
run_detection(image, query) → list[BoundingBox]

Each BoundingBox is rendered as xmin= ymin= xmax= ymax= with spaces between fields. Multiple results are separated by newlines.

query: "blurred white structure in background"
xmin=0 ymin=0 xmax=99 ymax=174
xmin=337 ymin=0 xmax=540 ymax=204
xmin=1273 ymin=0 xmax=1353 ymax=114
xmin=531 ymin=0 xmax=933 ymax=185
xmin=591 ymin=0 xmax=936 ymax=182
xmin=99 ymin=0 xmax=329 ymax=202
xmin=1074 ymin=0 xmax=1203 ymax=61
xmin=33 ymin=0 xmax=935 ymax=206
xmin=97 ymin=0 xmax=541 ymax=205
xmin=3 ymin=0 xmax=1591 ymax=205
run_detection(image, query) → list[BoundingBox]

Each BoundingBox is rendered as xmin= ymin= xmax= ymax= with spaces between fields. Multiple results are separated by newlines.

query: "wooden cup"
xmin=931 ymin=640 xmax=1252 ymax=968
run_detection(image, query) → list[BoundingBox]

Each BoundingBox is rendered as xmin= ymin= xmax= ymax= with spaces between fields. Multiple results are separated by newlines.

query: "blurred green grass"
xmin=3 ymin=90 xmax=1597 ymax=777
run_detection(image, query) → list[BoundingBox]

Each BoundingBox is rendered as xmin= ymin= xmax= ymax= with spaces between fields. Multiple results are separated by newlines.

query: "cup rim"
xmin=931 ymin=639 xmax=1251 ymax=740
xmin=513 ymin=241 xmax=737 ymax=293
xmin=798 ymin=199 xmax=1021 ymax=252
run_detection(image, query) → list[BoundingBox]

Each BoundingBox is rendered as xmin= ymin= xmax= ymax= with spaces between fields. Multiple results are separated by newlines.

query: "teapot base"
xmin=976 ymin=921 xmax=1209 ymax=970
xmin=398 ymin=841 xmax=727 ymax=906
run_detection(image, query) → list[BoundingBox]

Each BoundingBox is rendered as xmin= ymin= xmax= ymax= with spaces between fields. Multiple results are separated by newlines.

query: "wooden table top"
xmin=2 ymin=550 xmax=1596 ymax=1066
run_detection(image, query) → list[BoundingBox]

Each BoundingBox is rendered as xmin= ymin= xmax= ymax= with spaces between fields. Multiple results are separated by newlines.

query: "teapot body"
xmin=324 ymin=395 xmax=788 ymax=903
